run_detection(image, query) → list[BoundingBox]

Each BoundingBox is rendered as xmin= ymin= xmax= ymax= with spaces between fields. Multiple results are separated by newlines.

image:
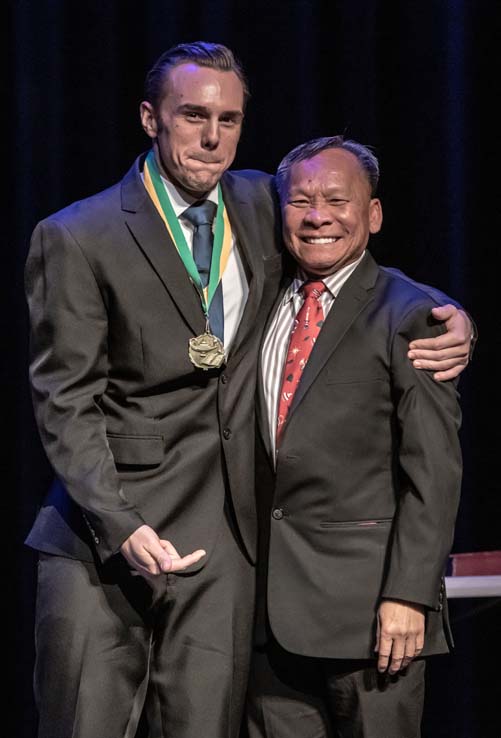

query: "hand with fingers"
xmin=408 ymin=304 xmax=473 ymax=381
xmin=120 ymin=524 xmax=206 ymax=581
xmin=375 ymin=599 xmax=425 ymax=674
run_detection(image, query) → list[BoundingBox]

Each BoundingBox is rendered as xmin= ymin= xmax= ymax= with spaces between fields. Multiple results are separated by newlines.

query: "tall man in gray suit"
xmin=25 ymin=42 xmax=471 ymax=738
xmin=247 ymin=136 xmax=464 ymax=738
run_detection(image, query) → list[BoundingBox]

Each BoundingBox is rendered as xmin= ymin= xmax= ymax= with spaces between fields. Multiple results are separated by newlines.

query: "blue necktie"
xmin=182 ymin=200 xmax=224 ymax=343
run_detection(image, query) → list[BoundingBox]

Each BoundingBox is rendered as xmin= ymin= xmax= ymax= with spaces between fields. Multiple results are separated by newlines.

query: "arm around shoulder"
xmin=383 ymin=268 xmax=475 ymax=380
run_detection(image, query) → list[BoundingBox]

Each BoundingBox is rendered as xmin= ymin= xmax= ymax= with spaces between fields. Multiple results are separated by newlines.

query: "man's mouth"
xmin=301 ymin=237 xmax=340 ymax=244
xmin=190 ymin=156 xmax=222 ymax=165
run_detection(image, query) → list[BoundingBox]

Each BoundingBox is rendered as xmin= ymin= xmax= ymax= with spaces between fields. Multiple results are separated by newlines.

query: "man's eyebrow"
xmin=177 ymin=103 xmax=243 ymax=119
xmin=287 ymin=185 xmax=347 ymax=199
xmin=287 ymin=184 xmax=316 ymax=197
xmin=178 ymin=104 xmax=208 ymax=114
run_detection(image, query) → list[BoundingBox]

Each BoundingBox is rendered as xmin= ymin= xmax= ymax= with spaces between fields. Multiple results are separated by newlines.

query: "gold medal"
xmin=189 ymin=331 xmax=226 ymax=370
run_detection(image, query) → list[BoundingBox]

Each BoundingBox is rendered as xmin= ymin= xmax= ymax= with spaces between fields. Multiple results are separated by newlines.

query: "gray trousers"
xmin=246 ymin=636 xmax=426 ymax=738
xmin=34 ymin=510 xmax=255 ymax=738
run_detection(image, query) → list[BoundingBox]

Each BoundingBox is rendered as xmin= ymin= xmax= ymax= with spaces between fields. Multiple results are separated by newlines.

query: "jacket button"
xmin=223 ymin=427 xmax=232 ymax=440
xmin=221 ymin=373 xmax=228 ymax=384
xmin=94 ymin=536 xmax=100 ymax=545
xmin=272 ymin=508 xmax=284 ymax=520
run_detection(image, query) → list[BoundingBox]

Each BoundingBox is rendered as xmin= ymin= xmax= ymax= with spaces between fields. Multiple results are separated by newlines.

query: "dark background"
xmin=6 ymin=1 xmax=500 ymax=736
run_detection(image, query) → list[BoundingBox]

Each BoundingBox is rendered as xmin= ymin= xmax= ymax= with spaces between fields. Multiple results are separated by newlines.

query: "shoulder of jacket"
xmin=379 ymin=266 xmax=441 ymax=309
xmin=42 ymin=181 xmax=121 ymax=228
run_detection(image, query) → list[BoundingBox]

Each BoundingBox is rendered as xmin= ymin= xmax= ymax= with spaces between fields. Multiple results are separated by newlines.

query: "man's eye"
xmin=288 ymin=200 xmax=309 ymax=207
xmin=186 ymin=112 xmax=203 ymax=120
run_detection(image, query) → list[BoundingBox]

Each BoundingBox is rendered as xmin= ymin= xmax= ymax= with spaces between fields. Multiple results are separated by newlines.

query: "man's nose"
xmin=303 ymin=205 xmax=333 ymax=226
xmin=201 ymin=119 xmax=220 ymax=149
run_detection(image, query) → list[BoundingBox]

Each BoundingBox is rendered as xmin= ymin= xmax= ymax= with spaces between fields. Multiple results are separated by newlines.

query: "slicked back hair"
xmin=275 ymin=135 xmax=380 ymax=202
xmin=144 ymin=41 xmax=250 ymax=110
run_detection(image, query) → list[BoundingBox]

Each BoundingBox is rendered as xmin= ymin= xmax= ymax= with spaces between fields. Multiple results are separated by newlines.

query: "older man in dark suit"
xmin=25 ymin=42 xmax=470 ymax=738
xmin=248 ymin=136 xmax=463 ymax=738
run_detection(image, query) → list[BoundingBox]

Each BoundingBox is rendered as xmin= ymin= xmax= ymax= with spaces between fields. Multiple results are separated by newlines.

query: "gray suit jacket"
xmin=25 ymin=152 xmax=283 ymax=566
xmin=256 ymin=251 xmax=462 ymax=659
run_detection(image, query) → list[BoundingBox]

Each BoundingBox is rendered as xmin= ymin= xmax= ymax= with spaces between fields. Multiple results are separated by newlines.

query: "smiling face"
xmin=282 ymin=148 xmax=383 ymax=277
xmin=140 ymin=62 xmax=244 ymax=196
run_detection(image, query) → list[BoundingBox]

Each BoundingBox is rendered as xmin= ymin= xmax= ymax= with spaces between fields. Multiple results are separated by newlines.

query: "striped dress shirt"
xmin=261 ymin=251 xmax=366 ymax=459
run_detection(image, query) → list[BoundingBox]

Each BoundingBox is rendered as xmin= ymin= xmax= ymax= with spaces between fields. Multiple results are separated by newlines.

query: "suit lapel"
xmin=220 ymin=172 xmax=266 ymax=362
xmin=121 ymin=154 xmax=206 ymax=336
xmin=286 ymin=253 xmax=380 ymax=421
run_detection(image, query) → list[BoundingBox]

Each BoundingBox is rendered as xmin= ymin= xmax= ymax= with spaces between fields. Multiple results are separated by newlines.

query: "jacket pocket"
xmin=106 ymin=433 xmax=164 ymax=466
xmin=319 ymin=517 xmax=393 ymax=529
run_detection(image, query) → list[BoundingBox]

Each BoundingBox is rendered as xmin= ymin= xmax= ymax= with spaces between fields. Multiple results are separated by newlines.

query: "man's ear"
xmin=369 ymin=198 xmax=383 ymax=234
xmin=140 ymin=101 xmax=158 ymax=139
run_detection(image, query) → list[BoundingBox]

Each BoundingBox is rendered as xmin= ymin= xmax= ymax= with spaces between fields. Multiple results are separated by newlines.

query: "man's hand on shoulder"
xmin=408 ymin=304 xmax=473 ymax=382
xmin=120 ymin=524 xmax=206 ymax=580
xmin=375 ymin=599 xmax=425 ymax=674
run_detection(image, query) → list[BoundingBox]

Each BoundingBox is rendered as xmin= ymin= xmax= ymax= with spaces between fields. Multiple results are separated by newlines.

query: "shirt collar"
xmin=158 ymin=173 xmax=219 ymax=219
xmin=282 ymin=250 xmax=367 ymax=305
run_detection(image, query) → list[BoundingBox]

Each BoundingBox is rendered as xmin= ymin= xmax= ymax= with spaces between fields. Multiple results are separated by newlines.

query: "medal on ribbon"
xmin=143 ymin=151 xmax=232 ymax=370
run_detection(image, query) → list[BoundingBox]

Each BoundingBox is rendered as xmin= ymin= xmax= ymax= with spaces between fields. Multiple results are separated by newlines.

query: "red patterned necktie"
xmin=276 ymin=280 xmax=327 ymax=445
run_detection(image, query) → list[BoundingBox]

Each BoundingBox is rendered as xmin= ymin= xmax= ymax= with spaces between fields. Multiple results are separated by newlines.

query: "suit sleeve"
xmin=383 ymin=267 xmax=477 ymax=353
xmin=25 ymin=218 xmax=146 ymax=561
xmin=380 ymin=304 xmax=462 ymax=609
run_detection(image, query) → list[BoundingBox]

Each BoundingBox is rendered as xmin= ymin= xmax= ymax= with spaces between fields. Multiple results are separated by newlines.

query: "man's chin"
xmin=180 ymin=172 xmax=221 ymax=197
xmin=193 ymin=178 xmax=219 ymax=194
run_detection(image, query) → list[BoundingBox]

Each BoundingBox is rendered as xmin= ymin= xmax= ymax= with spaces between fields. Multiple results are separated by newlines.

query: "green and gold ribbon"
xmin=143 ymin=150 xmax=232 ymax=315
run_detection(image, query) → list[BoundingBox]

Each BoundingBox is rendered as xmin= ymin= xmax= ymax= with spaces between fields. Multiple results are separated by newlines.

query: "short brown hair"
xmin=144 ymin=41 xmax=250 ymax=109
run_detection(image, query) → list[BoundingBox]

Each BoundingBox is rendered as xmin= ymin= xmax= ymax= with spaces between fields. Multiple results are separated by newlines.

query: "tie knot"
xmin=301 ymin=280 xmax=326 ymax=300
xmin=182 ymin=200 xmax=217 ymax=228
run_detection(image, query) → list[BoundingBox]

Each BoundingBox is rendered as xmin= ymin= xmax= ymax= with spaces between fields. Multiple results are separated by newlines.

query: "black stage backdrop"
xmin=6 ymin=2 xmax=500 ymax=736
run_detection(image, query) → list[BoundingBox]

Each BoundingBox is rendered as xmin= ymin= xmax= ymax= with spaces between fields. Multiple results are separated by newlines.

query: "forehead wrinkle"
xmin=291 ymin=160 xmax=341 ymax=184
xmin=165 ymin=65 xmax=244 ymax=109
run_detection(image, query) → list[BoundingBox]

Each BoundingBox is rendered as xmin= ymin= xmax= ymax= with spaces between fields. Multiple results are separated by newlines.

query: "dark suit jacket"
xmin=256 ymin=251 xmax=462 ymax=659
xmin=25 ymin=152 xmax=283 ymax=567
